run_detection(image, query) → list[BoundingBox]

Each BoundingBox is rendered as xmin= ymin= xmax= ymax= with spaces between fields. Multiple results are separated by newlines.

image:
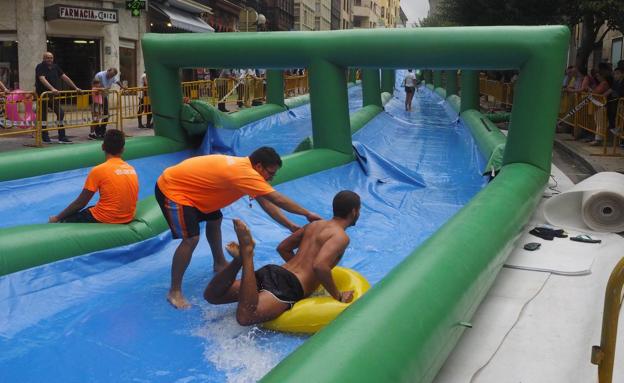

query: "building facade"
xmin=314 ymin=0 xmax=332 ymax=30
xmin=261 ymin=0 xmax=295 ymax=31
xmin=294 ymin=0 xmax=316 ymax=31
xmin=331 ymin=0 xmax=341 ymax=30
xmin=340 ymin=0 xmax=353 ymax=30
xmin=566 ymin=23 xmax=624 ymax=71
xmin=0 ymin=0 xmax=213 ymax=91
xmin=352 ymin=0 xmax=381 ymax=29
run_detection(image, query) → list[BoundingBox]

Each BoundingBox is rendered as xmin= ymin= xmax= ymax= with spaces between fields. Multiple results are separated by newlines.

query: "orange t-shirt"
xmin=84 ymin=157 xmax=139 ymax=224
xmin=157 ymin=155 xmax=275 ymax=213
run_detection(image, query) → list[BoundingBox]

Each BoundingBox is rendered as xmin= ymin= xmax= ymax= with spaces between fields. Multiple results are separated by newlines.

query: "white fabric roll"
xmin=544 ymin=172 xmax=624 ymax=233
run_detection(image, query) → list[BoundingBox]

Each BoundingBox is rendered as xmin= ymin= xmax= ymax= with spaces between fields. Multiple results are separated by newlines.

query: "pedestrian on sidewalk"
xmin=35 ymin=52 xmax=81 ymax=144
xmin=93 ymin=68 xmax=126 ymax=137
xmin=137 ymin=71 xmax=152 ymax=129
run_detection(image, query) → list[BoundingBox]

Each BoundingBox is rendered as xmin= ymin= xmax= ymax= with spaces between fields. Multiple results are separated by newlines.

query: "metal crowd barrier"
xmin=573 ymin=92 xmax=609 ymax=151
xmin=37 ymin=89 xmax=121 ymax=146
xmin=119 ymin=86 xmax=151 ymax=128
xmin=0 ymin=75 xmax=315 ymax=147
xmin=181 ymin=80 xmax=216 ymax=104
xmin=0 ymin=91 xmax=38 ymax=139
xmin=558 ymin=89 xmax=577 ymax=128
xmin=284 ymin=74 xmax=308 ymax=97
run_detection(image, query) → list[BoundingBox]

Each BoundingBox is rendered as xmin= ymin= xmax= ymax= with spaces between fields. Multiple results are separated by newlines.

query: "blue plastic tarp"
xmin=0 ymin=84 xmax=487 ymax=382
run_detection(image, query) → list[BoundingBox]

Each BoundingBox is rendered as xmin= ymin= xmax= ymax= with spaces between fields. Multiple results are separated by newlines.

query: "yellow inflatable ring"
xmin=262 ymin=266 xmax=370 ymax=334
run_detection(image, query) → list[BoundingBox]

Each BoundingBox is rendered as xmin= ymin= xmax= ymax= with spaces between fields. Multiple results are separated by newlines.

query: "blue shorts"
xmin=155 ymin=184 xmax=222 ymax=239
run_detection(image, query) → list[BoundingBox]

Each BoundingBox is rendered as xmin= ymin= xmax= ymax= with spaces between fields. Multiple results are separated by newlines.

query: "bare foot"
xmin=167 ymin=290 xmax=191 ymax=309
xmin=225 ymin=241 xmax=240 ymax=259
xmin=232 ymin=219 xmax=255 ymax=256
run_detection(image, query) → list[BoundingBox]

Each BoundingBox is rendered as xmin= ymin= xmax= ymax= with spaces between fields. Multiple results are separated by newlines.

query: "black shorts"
xmin=61 ymin=207 xmax=100 ymax=223
xmin=405 ymin=86 xmax=415 ymax=94
xmin=155 ymin=183 xmax=223 ymax=239
xmin=255 ymin=264 xmax=304 ymax=309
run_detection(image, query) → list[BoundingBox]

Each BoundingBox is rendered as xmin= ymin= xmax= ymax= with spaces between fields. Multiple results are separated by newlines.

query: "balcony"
xmin=352 ymin=0 xmax=373 ymax=18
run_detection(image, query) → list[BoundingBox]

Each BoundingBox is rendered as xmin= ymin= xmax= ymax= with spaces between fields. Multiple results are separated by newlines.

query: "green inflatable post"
xmin=381 ymin=69 xmax=395 ymax=93
xmin=446 ymin=70 xmax=458 ymax=96
xmin=348 ymin=68 xmax=357 ymax=83
xmin=266 ymin=69 xmax=285 ymax=106
xmin=433 ymin=70 xmax=442 ymax=88
xmin=460 ymin=70 xmax=480 ymax=113
xmin=361 ymin=68 xmax=382 ymax=108
xmin=423 ymin=69 xmax=432 ymax=84
xmin=308 ymin=59 xmax=352 ymax=154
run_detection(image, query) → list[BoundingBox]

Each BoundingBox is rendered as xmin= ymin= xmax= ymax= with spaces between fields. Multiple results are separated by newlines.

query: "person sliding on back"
xmin=203 ymin=190 xmax=361 ymax=326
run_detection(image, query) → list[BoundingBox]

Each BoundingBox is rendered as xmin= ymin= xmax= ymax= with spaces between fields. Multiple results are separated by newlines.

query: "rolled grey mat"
xmin=544 ymin=172 xmax=624 ymax=233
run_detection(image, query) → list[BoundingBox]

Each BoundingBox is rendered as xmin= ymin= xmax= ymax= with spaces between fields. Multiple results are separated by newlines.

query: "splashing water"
xmin=193 ymin=305 xmax=281 ymax=383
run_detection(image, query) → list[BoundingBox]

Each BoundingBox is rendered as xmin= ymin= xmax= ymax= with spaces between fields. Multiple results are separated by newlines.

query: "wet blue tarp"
xmin=0 ymin=84 xmax=487 ymax=382
xmin=205 ymin=84 xmax=363 ymax=156
xmin=0 ymin=151 xmax=191 ymax=228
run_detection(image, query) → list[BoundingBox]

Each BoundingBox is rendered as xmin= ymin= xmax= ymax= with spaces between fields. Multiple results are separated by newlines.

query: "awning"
xmin=151 ymin=3 xmax=214 ymax=33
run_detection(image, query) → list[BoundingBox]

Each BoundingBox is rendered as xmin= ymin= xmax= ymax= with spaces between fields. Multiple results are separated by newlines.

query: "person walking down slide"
xmin=155 ymin=146 xmax=322 ymax=309
xmin=403 ymin=69 xmax=417 ymax=112
xmin=204 ymin=191 xmax=361 ymax=326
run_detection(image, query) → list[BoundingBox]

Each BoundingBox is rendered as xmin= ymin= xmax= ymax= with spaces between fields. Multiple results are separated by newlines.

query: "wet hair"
xmin=332 ymin=190 xmax=361 ymax=218
xmin=102 ymin=130 xmax=125 ymax=155
xmin=249 ymin=146 xmax=282 ymax=168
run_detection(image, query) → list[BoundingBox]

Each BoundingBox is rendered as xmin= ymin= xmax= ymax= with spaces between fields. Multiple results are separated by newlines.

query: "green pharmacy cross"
xmin=126 ymin=0 xmax=146 ymax=17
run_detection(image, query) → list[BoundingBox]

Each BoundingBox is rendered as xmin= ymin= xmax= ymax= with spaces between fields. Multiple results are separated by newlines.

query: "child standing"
xmin=89 ymin=78 xmax=104 ymax=140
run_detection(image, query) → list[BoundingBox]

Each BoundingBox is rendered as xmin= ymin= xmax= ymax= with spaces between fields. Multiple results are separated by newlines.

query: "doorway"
xmin=120 ymin=46 xmax=136 ymax=87
xmin=47 ymin=37 xmax=100 ymax=91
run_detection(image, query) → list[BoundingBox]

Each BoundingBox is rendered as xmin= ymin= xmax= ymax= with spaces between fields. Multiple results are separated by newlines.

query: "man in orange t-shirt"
xmin=155 ymin=146 xmax=321 ymax=309
xmin=49 ymin=130 xmax=139 ymax=224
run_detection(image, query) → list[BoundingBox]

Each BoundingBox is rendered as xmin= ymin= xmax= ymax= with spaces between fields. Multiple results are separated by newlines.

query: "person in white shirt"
xmin=93 ymin=68 xmax=125 ymax=137
xmin=402 ymin=69 xmax=417 ymax=112
xmin=137 ymin=71 xmax=152 ymax=129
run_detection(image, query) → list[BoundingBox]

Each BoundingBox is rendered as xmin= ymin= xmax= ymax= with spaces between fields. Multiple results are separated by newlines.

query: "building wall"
xmin=294 ymin=0 xmax=315 ymax=30
xmin=2 ymin=0 xmax=147 ymax=91
xmin=314 ymin=0 xmax=332 ymax=30
xmin=331 ymin=0 xmax=341 ymax=30
xmin=603 ymin=29 xmax=623 ymax=67
xmin=340 ymin=0 xmax=352 ymax=29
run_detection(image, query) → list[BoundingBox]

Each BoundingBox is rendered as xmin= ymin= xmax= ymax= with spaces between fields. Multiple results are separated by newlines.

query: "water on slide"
xmin=0 ymin=79 xmax=487 ymax=382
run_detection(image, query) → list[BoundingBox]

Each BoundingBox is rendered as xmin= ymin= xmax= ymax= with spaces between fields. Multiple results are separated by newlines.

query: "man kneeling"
xmin=204 ymin=190 xmax=361 ymax=326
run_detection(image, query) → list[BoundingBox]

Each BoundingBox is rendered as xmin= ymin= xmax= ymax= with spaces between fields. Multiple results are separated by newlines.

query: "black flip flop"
xmin=570 ymin=235 xmax=601 ymax=244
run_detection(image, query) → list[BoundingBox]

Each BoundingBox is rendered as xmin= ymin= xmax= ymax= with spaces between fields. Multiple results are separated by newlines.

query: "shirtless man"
xmin=203 ymin=190 xmax=361 ymax=326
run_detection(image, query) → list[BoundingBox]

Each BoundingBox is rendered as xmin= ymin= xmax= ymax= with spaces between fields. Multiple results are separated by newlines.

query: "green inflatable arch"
xmin=1 ymin=26 xmax=568 ymax=383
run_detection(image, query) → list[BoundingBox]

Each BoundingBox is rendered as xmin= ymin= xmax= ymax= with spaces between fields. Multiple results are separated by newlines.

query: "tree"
xmin=432 ymin=0 xmax=624 ymax=71
xmin=560 ymin=1 xmax=624 ymax=72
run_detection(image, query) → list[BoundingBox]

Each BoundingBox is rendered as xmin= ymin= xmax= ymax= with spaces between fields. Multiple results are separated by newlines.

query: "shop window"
xmin=120 ymin=46 xmax=137 ymax=87
xmin=0 ymin=41 xmax=18 ymax=90
xmin=611 ymin=37 xmax=622 ymax=67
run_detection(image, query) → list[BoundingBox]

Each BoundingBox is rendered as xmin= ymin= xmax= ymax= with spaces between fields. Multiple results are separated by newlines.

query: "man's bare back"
xmin=205 ymin=190 xmax=361 ymax=326
xmin=279 ymin=220 xmax=349 ymax=297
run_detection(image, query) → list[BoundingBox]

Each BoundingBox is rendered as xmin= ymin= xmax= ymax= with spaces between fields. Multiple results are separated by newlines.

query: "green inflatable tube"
xmin=263 ymin=163 xmax=548 ymax=383
xmin=485 ymin=112 xmax=511 ymax=123
xmin=0 ymin=148 xmax=354 ymax=276
xmin=0 ymin=136 xmax=186 ymax=182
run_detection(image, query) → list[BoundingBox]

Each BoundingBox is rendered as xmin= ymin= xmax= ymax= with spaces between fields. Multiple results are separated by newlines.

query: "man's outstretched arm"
xmin=256 ymin=197 xmax=300 ymax=232
xmin=312 ymin=233 xmax=353 ymax=303
xmin=257 ymin=191 xmax=322 ymax=222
